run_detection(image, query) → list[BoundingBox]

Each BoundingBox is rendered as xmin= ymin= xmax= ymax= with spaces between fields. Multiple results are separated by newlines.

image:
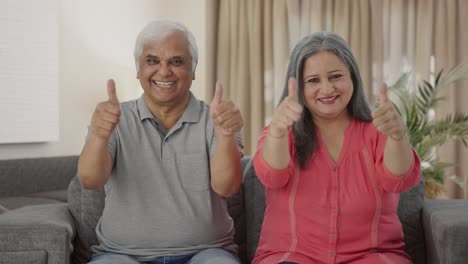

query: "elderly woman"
xmin=252 ymin=32 xmax=421 ymax=264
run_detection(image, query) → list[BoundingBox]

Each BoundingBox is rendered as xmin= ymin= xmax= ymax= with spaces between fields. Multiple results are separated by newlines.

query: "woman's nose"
xmin=321 ymin=81 xmax=335 ymax=94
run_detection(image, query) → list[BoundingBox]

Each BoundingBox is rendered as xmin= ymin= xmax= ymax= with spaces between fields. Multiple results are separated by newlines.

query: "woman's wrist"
xmin=268 ymin=129 xmax=287 ymax=139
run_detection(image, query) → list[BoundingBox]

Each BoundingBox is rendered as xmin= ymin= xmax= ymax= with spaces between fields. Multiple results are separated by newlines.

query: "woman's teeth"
xmin=319 ymin=96 xmax=338 ymax=102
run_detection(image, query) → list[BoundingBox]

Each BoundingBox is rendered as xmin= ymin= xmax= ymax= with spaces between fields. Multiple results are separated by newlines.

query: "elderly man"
xmin=77 ymin=20 xmax=243 ymax=264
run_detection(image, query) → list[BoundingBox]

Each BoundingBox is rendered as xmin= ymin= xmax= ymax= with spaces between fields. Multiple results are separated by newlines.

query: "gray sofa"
xmin=0 ymin=156 xmax=468 ymax=264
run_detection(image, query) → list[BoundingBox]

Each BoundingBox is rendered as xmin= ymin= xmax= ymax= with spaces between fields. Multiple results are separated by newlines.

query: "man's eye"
xmin=147 ymin=58 xmax=158 ymax=65
xmin=171 ymin=59 xmax=183 ymax=66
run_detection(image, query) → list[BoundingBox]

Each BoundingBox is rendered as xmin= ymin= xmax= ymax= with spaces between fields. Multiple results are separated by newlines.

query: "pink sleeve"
xmin=253 ymin=127 xmax=294 ymax=189
xmin=373 ymin=131 xmax=422 ymax=193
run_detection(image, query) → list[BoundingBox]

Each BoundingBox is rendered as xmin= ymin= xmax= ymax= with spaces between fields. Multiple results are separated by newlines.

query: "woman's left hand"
xmin=372 ymin=83 xmax=407 ymax=141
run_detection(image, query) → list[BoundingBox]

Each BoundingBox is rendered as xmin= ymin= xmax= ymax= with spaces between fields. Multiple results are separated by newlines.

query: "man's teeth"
xmin=153 ymin=81 xmax=176 ymax=87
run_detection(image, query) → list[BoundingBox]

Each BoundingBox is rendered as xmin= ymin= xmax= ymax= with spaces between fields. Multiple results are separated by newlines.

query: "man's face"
xmin=137 ymin=31 xmax=195 ymax=110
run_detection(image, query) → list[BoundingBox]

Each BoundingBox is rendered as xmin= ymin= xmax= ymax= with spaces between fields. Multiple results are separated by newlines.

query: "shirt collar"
xmin=137 ymin=92 xmax=202 ymax=123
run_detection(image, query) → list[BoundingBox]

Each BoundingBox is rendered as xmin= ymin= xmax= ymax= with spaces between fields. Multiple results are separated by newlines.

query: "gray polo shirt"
xmin=90 ymin=92 xmax=243 ymax=260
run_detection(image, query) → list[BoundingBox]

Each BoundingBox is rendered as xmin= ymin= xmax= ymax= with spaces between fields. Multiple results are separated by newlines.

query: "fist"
xmin=269 ymin=77 xmax=303 ymax=138
xmin=210 ymin=81 xmax=243 ymax=136
xmin=372 ymin=83 xmax=406 ymax=141
xmin=91 ymin=79 xmax=121 ymax=141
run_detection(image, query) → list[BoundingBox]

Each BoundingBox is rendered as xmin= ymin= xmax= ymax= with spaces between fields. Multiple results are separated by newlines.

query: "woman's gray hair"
xmin=133 ymin=20 xmax=198 ymax=73
xmin=279 ymin=32 xmax=372 ymax=168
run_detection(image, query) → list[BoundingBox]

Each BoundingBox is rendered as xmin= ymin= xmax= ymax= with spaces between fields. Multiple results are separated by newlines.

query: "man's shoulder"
xmin=119 ymin=98 xmax=139 ymax=111
xmin=189 ymin=93 xmax=210 ymax=111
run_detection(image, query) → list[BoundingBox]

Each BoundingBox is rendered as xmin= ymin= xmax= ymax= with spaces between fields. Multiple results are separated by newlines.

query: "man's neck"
xmin=144 ymin=94 xmax=190 ymax=131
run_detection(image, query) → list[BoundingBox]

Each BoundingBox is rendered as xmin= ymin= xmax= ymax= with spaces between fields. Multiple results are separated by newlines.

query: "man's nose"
xmin=158 ymin=63 xmax=172 ymax=77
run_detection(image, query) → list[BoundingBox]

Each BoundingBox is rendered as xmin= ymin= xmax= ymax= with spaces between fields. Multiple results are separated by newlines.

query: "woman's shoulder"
xmin=347 ymin=119 xmax=381 ymax=147
xmin=350 ymin=118 xmax=378 ymax=135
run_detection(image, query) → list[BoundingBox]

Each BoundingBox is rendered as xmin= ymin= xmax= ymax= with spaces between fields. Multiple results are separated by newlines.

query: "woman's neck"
xmin=314 ymin=114 xmax=352 ymax=134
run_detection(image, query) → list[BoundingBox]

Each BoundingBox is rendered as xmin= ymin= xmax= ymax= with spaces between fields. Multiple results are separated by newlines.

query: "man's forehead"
xmin=142 ymin=40 xmax=189 ymax=56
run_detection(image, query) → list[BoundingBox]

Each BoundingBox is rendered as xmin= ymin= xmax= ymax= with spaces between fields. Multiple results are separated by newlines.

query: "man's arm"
xmin=210 ymin=133 xmax=242 ymax=197
xmin=209 ymin=81 xmax=243 ymax=197
xmin=78 ymin=79 xmax=121 ymax=190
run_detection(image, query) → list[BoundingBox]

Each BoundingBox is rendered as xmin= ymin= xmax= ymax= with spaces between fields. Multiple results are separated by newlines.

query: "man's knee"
xmin=88 ymin=253 xmax=141 ymax=264
xmin=189 ymin=248 xmax=241 ymax=264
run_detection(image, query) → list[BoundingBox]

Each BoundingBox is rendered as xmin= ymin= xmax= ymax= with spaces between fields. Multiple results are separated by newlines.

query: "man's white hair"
xmin=133 ymin=20 xmax=198 ymax=73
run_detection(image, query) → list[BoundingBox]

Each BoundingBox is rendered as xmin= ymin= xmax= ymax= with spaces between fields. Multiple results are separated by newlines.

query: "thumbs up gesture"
xmin=269 ymin=77 xmax=303 ymax=138
xmin=210 ymin=81 xmax=243 ymax=136
xmin=372 ymin=83 xmax=406 ymax=141
xmin=91 ymin=79 xmax=121 ymax=141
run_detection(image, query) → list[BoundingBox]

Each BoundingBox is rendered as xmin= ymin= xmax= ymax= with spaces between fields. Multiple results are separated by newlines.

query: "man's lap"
xmin=188 ymin=248 xmax=240 ymax=264
xmin=89 ymin=248 xmax=240 ymax=264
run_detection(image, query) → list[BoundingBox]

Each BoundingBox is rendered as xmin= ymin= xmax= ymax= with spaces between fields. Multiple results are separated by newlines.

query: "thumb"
xmin=211 ymin=81 xmax=223 ymax=105
xmin=107 ymin=79 xmax=119 ymax=104
xmin=288 ymin=77 xmax=298 ymax=101
xmin=379 ymin=83 xmax=388 ymax=104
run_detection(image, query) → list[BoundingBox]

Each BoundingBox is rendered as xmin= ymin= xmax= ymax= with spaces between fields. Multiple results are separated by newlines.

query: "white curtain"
xmin=216 ymin=0 xmax=468 ymax=198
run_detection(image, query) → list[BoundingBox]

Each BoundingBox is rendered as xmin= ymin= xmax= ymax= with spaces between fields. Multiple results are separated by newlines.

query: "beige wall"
xmin=0 ymin=0 xmax=215 ymax=159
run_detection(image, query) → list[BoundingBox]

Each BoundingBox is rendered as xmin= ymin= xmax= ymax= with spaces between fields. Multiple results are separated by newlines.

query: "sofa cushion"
xmin=398 ymin=180 xmax=426 ymax=264
xmin=0 ymin=250 xmax=47 ymax=264
xmin=67 ymin=177 xmax=105 ymax=264
xmin=241 ymin=157 xmax=265 ymax=263
xmin=0 ymin=196 xmax=64 ymax=211
xmin=423 ymin=199 xmax=468 ymax=264
xmin=0 ymin=204 xmax=74 ymax=264
xmin=29 ymin=189 xmax=68 ymax=202
xmin=0 ymin=204 xmax=8 ymax=214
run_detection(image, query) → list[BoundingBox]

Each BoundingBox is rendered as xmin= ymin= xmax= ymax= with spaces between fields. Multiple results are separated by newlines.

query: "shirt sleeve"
xmin=253 ymin=126 xmax=294 ymax=189
xmin=85 ymin=124 xmax=118 ymax=165
xmin=373 ymin=130 xmax=421 ymax=193
xmin=208 ymin=126 xmax=244 ymax=158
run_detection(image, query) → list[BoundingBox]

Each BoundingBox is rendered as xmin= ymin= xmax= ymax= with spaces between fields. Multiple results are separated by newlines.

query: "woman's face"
xmin=302 ymin=51 xmax=354 ymax=122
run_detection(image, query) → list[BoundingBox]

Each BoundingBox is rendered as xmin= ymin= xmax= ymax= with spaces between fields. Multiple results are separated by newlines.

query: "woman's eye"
xmin=330 ymin=74 xmax=342 ymax=80
xmin=308 ymin=78 xmax=320 ymax=83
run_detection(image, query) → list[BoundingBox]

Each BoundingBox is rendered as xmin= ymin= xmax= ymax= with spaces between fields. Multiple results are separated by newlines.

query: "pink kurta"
xmin=252 ymin=119 xmax=421 ymax=264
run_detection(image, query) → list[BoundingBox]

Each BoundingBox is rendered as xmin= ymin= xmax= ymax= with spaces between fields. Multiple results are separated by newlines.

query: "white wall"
xmin=0 ymin=0 xmax=214 ymax=159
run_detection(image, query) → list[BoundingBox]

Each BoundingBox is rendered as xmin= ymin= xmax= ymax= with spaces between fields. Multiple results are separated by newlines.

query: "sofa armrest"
xmin=422 ymin=199 xmax=468 ymax=264
xmin=0 ymin=204 xmax=75 ymax=264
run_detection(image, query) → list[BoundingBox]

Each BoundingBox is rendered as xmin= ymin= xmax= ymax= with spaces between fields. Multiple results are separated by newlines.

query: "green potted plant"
xmin=388 ymin=64 xmax=468 ymax=198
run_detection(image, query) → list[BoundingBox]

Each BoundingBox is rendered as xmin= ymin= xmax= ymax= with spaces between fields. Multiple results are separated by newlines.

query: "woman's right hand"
xmin=269 ymin=77 xmax=303 ymax=138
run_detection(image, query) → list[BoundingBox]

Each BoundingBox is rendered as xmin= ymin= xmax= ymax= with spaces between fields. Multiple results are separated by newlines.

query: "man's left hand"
xmin=210 ymin=81 xmax=243 ymax=136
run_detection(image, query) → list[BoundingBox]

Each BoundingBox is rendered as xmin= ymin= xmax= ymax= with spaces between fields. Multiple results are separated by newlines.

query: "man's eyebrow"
xmin=144 ymin=54 xmax=158 ymax=59
xmin=170 ymin=55 xmax=185 ymax=60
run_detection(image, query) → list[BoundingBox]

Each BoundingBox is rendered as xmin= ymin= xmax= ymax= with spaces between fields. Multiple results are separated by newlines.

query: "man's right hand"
xmin=269 ymin=77 xmax=303 ymax=138
xmin=91 ymin=79 xmax=121 ymax=141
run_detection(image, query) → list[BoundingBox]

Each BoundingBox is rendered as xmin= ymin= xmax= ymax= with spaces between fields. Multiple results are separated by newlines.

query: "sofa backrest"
xmin=68 ymin=156 xmax=426 ymax=264
xmin=0 ymin=156 xmax=78 ymax=198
